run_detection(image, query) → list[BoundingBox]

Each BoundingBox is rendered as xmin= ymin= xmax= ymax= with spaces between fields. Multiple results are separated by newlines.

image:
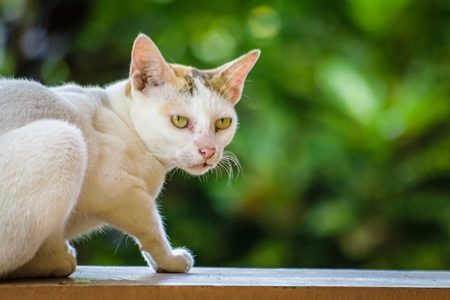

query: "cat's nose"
xmin=199 ymin=148 xmax=215 ymax=160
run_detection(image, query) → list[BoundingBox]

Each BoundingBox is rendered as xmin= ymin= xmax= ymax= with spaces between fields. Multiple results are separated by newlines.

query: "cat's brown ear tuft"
xmin=216 ymin=50 xmax=260 ymax=104
xmin=130 ymin=34 xmax=175 ymax=91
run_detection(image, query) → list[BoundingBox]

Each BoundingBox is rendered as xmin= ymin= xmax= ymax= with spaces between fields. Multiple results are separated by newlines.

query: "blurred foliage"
xmin=1 ymin=0 xmax=450 ymax=270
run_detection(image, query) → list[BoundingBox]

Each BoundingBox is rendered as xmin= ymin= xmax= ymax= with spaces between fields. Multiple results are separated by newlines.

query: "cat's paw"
xmin=4 ymin=251 xmax=77 ymax=279
xmin=155 ymin=248 xmax=194 ymax=273
xmin=48 ymin=253 xmax=77 ymax=278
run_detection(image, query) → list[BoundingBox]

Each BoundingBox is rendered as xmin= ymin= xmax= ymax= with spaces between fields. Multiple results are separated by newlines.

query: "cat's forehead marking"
xmin=182 ymin=74 xmax=196 ymax=96
xmin=191 ymin=69 xmax=223 ymax=96
xmin=170 ymin=64 xmax=224 ymax=98
xmin=170 ymin=65 xmax=197 ymax=96
xmin=191 ymin=69 xmax=214 ymax=83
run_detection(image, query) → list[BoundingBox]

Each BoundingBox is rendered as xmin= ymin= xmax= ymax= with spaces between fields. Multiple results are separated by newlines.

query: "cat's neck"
xmin=106 ymin=80 xmax=168 ymax=177
xmin=104 ymin=80 xmax=170 ymax=174
xmin=105 ymin=80 xmax=133 ymax=128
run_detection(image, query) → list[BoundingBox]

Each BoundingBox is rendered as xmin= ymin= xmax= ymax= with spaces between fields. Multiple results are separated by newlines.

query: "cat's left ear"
xmin=215 ymin=50 xmax=260 ymax=104
xmin=130 ymin=34 xmax=175 ymax=91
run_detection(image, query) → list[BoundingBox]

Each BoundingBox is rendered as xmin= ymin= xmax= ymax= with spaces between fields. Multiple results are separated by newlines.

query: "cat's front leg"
xmin=103 ymin=188 xmax=194 ymax=273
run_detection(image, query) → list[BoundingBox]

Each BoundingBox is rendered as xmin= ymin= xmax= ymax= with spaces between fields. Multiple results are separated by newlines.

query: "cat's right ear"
xmin=130 ymin=34 xmax=175 ymax=92
xmin=213 ymin=50 xmax=260 ymax=105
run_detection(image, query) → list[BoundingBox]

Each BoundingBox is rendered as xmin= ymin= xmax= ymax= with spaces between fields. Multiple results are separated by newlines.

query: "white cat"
xmin=0 ymin=34 xmax=259 ymax=279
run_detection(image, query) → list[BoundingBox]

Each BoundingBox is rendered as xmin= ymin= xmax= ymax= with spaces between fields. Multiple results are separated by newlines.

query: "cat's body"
xmin=0 ymin=34 xmax=259 ymax=279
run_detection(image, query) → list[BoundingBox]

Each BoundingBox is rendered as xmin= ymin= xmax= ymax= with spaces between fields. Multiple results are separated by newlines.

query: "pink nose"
xmin=199 ymin=148 xmax=215 ymax=160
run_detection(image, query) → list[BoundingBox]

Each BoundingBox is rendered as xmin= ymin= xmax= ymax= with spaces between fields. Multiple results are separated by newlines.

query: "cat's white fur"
xmin=0 ymin=34 xmax=259 ymax=279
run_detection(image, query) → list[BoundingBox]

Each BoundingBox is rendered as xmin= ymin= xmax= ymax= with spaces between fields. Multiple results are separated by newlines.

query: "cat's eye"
xmin=171 ymin=115 xmax=189 ymax=128
xmin=215 ymin=117 xmax=232 ymax=130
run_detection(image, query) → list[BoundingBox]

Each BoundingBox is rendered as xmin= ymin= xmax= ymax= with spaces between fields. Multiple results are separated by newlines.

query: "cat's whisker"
xmin=199 ymin=172 xmax=209 ymax=183
xmin=212 ymin=151 xmax=242 ymax=187
xmin=168 ymin=169 xmax=184 ymax=181
xmin=114 ymin=233 xmax=127 ymax=255
xmin=220 ymin=82 xmax=243 ymax=103
xmin=219 ymin=81 xmax=237 ymax=101
xmin=241 ymin=93 xmax=251 ymax=101
xmin=220 ymin=66 xmax=242 ymax=93
xmin=219 ymin=65 xmax=254 ymax=101
xmin=213 ymin=163 xmax=223 ymax=182
xmin=216 ymin=66 xmax=243 ymax=100
xmin=218 ymin=68 xmax=254 ymax=103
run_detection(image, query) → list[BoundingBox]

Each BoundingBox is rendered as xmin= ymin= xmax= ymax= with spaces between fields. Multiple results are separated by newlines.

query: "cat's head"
xmin=127 ymin=34 xmax=259 ymax=176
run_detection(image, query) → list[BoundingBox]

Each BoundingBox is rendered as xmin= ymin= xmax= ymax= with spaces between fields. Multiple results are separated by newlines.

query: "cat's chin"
xmin=184 ymin=163 xmax=213 ymax=176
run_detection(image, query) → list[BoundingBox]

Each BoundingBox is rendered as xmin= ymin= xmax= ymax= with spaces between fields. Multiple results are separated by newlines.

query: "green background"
xmin=1 ymin=0 xmax=450 ymax=270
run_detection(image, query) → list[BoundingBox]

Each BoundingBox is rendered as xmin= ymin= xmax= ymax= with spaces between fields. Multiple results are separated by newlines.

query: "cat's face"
xmin=129 ymin=67 xmax=239 ymax=175
xmin=128 ymin=34 xmax=259 ymax=175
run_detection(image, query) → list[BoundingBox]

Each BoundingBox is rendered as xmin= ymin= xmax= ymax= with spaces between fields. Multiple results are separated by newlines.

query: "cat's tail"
xmin=0 ymin=120 xmax=87 ymax=278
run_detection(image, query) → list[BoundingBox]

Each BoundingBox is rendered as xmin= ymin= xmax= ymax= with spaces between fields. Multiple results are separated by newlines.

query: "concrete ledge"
xmin=1 ymin=266 xmax=450 ymax=299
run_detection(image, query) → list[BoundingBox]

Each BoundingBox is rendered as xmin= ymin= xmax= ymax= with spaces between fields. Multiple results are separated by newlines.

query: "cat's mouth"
xmin=195 ymin=162 xmax=214 ymax=169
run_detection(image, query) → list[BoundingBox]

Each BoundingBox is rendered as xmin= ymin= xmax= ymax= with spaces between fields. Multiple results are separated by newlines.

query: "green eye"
xmin=215 ymin=117 xmax=232 ymax=130
xmin=171 ymin=115 xmax=188 ymax=128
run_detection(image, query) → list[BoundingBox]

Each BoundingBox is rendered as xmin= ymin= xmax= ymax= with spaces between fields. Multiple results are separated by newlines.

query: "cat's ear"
xmin=130 ymin=34 xmax=175 ymax=91
xmin=215 ymin=50 xmax=260 ymax=104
